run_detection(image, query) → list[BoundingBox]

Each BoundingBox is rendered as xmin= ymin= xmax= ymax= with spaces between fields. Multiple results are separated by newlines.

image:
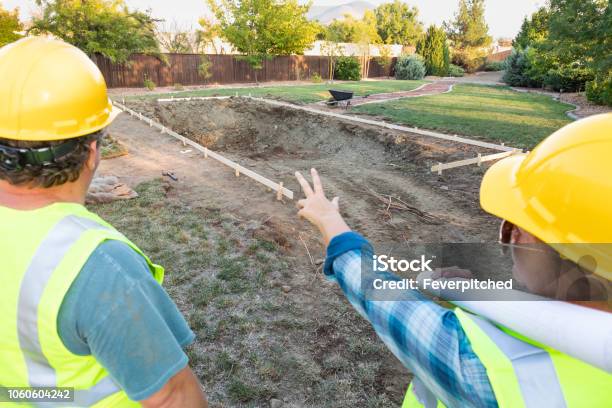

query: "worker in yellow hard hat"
xmin=295 ymin=113 xmax=612 ymax=407
xmin=0 ymin=37 xmax=207 ymax=407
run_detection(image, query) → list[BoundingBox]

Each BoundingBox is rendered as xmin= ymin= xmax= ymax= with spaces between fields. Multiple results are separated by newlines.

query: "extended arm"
xmin=295 ymin=169 xmax=497 ymax=408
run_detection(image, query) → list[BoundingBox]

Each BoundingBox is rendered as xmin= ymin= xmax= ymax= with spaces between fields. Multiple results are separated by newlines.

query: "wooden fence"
xmin=486 ymin=49 xmax=512 ymax=63
xmin=95 ymin=53 xmax=396 ymax=88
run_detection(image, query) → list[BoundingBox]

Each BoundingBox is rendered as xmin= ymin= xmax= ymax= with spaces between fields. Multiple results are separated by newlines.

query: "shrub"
xmin=394 ymin=54 xmax=426 ymax=80
xmin=452 ymin=48 xmax=488 ymax=73
xmin=311 ymin=72 xmax=322 ymax=83
xmin=334 ymin=56 xmax=361 ymax=81
xmin=502 ymin=48 xmax=541 ymax=87
xmin=586 ymin=74 xmax=612 ymax=106
xmin=483 ymin=61 xmax=506 ymax=71
xmin=447 ymin=64 xmax=465 ymax=77
xmin=198 ymin=55 xmax=213 ymax=81
xmin=543 ymin=63 xmax=594 ymax=93
xmin=503 ymin=48 xmax=595 ymax=93
xmin=143 ymin=75 xmax=156 ymax=91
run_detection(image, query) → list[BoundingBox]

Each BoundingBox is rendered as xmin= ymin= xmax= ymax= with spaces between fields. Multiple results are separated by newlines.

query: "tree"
xmin=545 ymin=0 xmax=610 ymax=96
xmin=546 ymin=0 xmax=610 ymax=73
xmin=374 ymin=0 xmax=423 ymax=46
xmin=355 ymin=10 xmax=381 ymax=78
xmin=326 ymin=14 xmax=361 ymax=43
xmin=206 ymin=0 xmax=319 ymax=82
xmin=0 ymin=3 xmax=23 ymax=47
xmin=158 ymin=21 xmax=195 ymax=53
xmin=376 ymin=44 xmax=393 ymax=78
xmin=416 ymin=25 xmax=450 ymax=76
xmin=198 ymin=54 xmax=213 ymax=83
xmin=325 ymin=11 xmax=381 ymax=78
xmin=197 ymin=17 xmax=222 ymax=53
xmin=29 ymin=1 xmax=161 ymax=64
xmin=445 ymin=0 xmax=493 ymax=72
xmin=506 ymin=0 xmax=610 ymax=103
xmin=513 ymin=7 xmax=550 ymax=49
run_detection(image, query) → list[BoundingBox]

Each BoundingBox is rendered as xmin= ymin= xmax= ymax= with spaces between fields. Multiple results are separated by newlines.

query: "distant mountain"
xmin=307 ymin=1 xmax=376 ymax=25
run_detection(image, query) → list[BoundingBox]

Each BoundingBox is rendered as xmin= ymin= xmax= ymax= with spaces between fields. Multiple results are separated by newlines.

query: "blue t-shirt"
xmin=57 ymin=240 xmax=195 ymax=401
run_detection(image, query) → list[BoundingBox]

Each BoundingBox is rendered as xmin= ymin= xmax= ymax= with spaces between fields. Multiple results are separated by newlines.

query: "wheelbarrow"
xmin=326 ymin=89 xmax=354 ymax=109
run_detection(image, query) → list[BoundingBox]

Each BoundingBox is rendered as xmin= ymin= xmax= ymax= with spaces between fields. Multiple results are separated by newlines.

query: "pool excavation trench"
xmin=121 ymin=96 xmax=501 ymax=244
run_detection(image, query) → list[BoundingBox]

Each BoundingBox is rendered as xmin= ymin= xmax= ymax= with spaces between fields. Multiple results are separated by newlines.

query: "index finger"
xmin=295 ymin=171 xmax=314 ymax=197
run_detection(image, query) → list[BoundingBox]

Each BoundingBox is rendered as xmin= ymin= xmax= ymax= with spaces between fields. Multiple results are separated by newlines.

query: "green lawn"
xmin=132 ymin=80 xmax=428 ymax=104
xmin=352 ymin=84 xmax=574 ymax=148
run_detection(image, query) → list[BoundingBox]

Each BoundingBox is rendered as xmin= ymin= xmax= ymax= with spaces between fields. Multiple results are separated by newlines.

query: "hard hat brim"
xmin=108 ymin=104 xmax=122 ymax=124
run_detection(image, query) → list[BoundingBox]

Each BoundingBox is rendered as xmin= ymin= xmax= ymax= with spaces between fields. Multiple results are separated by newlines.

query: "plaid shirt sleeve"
xmin=327 ymin=235 xmax=498 ymax=408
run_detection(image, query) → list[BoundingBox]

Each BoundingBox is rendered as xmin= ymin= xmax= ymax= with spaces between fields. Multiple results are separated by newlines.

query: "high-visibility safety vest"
xmin=402 ymin=308 xmax=612 ymax=408
xmin=0 ymin=202 xmax=164 ymax=407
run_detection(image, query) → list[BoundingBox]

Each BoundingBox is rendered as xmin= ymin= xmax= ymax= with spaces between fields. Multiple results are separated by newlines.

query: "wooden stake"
xmin=126 ymin=107 xmax=295 ymax=200
xmin=277 ymin=182 xmax=283 ymax=201
xmin=431 ymin=150 xmax=520 ymax=173
xmin=477 ymin=153 xmax=482 ymax=166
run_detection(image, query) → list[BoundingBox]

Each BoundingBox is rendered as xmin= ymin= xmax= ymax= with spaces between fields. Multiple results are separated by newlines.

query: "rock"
xmin=281 ymin=285 xmax=292 ymax=293
xmin=314 ymin=258 xmax=324 ymax=266
xmin=86 ymin=176 xmax=138 ymax=204
xmin=269 ymin=398 xmax=283 ymax=408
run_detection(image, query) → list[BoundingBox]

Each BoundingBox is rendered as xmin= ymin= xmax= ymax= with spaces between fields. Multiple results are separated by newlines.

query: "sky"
xmin=5 ymin=0 xmax=545 ymax=39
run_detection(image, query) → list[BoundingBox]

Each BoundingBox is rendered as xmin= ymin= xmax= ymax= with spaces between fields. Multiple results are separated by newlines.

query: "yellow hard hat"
xmin=0 ymin=37 xmax=114 ymax=141
xmin=480 ymin=113 xmax=612 ymax=280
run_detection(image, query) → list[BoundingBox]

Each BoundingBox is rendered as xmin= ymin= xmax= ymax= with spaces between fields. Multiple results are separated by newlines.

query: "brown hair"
xmin=0 ymin=131 xmax=102 ymax=188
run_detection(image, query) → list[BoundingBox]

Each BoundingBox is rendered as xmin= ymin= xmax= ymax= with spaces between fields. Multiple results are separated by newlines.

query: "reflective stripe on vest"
xmin=404 ymin=307 xmax=612 ymax=407
xmin=16 ymin=215 xmax=120 ymax=404
xmin=402 ymin=378 xmax=443 ymax=408
xmin=467 ymin=313 xmax=566 ymax=408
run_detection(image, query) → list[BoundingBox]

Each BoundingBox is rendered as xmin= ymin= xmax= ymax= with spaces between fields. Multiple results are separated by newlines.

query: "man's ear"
xmin=514 ymin=226 xmax=541 ymax=244
xmin=85 ymin=137 xmax=100 ymax=171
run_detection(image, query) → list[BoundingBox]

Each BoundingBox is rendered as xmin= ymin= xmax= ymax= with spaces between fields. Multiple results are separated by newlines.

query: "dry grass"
xmin=90 ymin=179 xmax=407 ymax=407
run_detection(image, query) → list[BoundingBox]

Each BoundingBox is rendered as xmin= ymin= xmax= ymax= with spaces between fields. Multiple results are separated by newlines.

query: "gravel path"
xmin=349 ymin=81 xmax=455 ymax=106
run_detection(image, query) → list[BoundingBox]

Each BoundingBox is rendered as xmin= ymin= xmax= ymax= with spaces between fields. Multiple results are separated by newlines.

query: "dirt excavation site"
xmin=98 ymin=97 xmax=501 ymax=407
